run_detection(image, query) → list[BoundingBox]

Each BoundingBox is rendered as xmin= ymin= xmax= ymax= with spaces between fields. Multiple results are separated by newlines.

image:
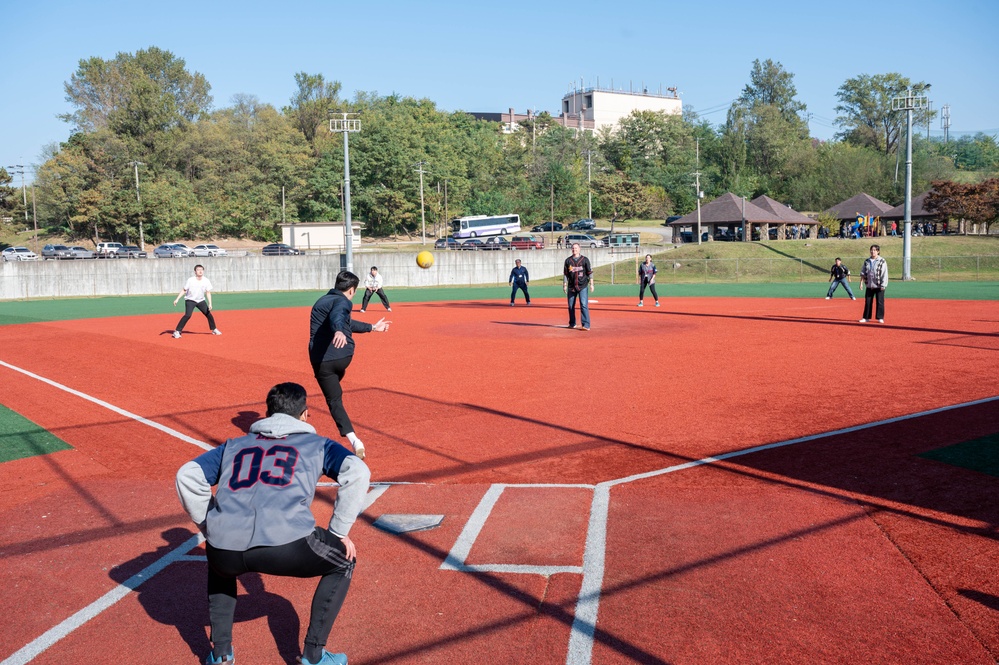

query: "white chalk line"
xmin=0 ymin=359 xmax=213 ymax=451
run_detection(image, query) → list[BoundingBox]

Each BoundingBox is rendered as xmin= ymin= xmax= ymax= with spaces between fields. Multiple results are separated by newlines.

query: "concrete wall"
xmin=0 ymin=248 xmax=636 ymax=300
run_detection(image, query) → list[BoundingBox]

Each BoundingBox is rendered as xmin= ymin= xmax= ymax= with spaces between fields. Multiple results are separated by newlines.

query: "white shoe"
xmin=172 ymin=331 xmax=181 ymax=338
xmin=637 ymin=302 xmax=643 ymax=307
xmin=387 ymin=307 xmax=392 ymax=311
xmin=878 ymin=319 xmax=884 ymax=323
xmin=359 ymin=309 xmax=365 ymax=313
xmin=655 ymin=302 xmax=660 ymax=307
xmin=825 ymin=297 xmax=831 ymax=300
xmin=851 ymin=297 xmax=857 ymax=300
xmin=212 ymin=329 xmax=222 ymax=335
xmin=858 ymin=319 xmax=867 ymax=323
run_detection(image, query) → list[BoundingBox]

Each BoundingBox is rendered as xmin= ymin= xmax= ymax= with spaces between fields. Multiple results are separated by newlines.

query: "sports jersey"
xmin=639 ymin=262 xmax=657 ymax=283
xmin=563 ymin=255 xmax=592 ymax=293
xmin=830 ymin=263 xmax=850 ymax=280
xmin=184 ymin=276 xmax=213 ymax=302
xmin=176 ymin=413 xmax=370 ymax=551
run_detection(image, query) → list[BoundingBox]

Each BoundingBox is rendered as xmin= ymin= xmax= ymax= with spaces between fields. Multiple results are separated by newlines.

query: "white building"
xmin=561 ymin=86 xmax=682 ymax=133
xmin=279 ymin=221 xmax=362 ymax=251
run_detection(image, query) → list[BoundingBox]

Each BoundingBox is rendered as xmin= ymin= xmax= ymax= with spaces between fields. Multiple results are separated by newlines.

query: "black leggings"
xmin=176 ymin=299 xmax=216 ymax=332
xmin=314 ymin=356 xmax=354 ymax=436
xmin=206 ymin=528 xmax=354 ymax=661
xmin=639 ymin=280 xmax=659 ymax=302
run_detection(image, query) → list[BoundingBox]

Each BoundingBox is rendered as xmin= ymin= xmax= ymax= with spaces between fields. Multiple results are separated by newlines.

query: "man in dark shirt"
xmin=563 ymin=243 xmax=594 ymax=330
xmin=825 ymin=258 xmax=856 ymax=300
xmin=309 ymin=271 xmax=391 ymax=458
xmin=509 ymin=259 xmax=531 ymax=306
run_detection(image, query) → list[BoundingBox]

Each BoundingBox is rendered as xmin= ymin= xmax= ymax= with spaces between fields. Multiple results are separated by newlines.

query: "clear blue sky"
xmin=3 ymin=0 xmax=997 ymax=180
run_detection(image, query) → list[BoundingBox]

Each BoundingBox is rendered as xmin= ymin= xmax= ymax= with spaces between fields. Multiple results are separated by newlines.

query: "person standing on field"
xmin=176 ymin=382 xmax=369 ymax=665
xmin=859 ymin=244 xmax=888 ymax=323
xmin=509 ymin=259 xmax=531 ymax=306
xmin=309 ymin=271 xmax=391 ymax=459
xmin=563 ymin=242 xmax=593 ymax=330
xmin=172 ymin=264 xmax=220 ymax=338
xmin=637 ymin=254 xmax=659 ymax=307
xmin=825 ymin=258 xmax=856 ymax=300
xmin=359 ymin=266 xmax=391 ymax=313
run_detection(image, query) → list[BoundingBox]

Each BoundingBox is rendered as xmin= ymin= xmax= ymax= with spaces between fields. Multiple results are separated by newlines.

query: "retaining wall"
xmin=0 ymin=248 xmax=635 ymax=300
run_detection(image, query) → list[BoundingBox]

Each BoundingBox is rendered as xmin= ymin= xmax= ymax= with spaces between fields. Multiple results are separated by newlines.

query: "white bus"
xmin=450 ymin=214 xmax=521 ymax=238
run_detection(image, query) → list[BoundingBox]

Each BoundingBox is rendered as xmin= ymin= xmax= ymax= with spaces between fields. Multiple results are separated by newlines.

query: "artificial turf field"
xmin=0 ymin=285 xmax=997 ymax=664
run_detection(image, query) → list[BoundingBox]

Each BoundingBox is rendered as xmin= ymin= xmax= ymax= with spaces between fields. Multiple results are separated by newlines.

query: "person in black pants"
xmin=309 ymin=271 xmax=391 ymax=458
xmin=859 ymin=244 xmax=888 ymax=323
xmin=509 ymin=259 xmax=531 ymax=306
xmin=637 ymin=254 xmax=659 ymax=307
xmin=172 ymin=264 xmax=220 ymax=338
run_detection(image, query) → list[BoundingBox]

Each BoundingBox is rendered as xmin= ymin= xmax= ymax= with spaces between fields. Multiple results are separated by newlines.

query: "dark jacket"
xmin=309 ymin=289 xmax=373 ymax=366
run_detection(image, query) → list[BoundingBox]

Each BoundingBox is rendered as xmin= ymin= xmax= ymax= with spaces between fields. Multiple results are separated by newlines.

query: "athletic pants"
xmin=639 ymin=279 xmax=658 ymax=303
xmin=176 ymin=299 xmax=216 ymax=332
xmin=361 ymin=288 xmax=390 ymax=310
xmin=863 ymin=288 xmax=885 ymax=320
xmin=510 ymin=283 xmax=530 ymax=304
xmin=314 ymin=356 xmax=354 ymax=437
xmin=827 ymin=278 xmax=855 ymax=298
xmin=205 ymin=527 xmax=354 ymax=662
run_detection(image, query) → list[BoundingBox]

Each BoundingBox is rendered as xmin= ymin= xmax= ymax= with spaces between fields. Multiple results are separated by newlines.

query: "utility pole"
xmin=892 ymin=88 xmax=929 ymax=281
xmin=694 ymin=139 xmax=702 ymax=246
xmin=414 ymin=161 xmax=428 ymax=244
xmin=330 ymin=112 xmax=361 ymax=273
xmin=282 ymin=186 xmax=286 ymax=224
xmin=941 ymin=104 xmax=951 ymax=143
xmin=6 ymin=164 xmax=27 ymax=223
xmin=583 ymin=149 xmax=593 ymax=220
xmin=128 ymin=161 xmax=145 ymax=250
xmin=31 ymin=182 xmax=37 ymax=244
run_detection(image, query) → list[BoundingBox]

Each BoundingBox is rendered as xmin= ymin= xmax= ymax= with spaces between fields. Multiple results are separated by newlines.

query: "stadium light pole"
xmin=892 ymin=88 xmax=929 ymax=281
xmin=128 ymin=161 xmax=146 ymax=250
xmin=330 ymin=112 xmax=360 ymax=274
xmin=693 ymin=139 xmax=702 ymax=246
xmin=414 ymin=161 xmax=428 ymax=244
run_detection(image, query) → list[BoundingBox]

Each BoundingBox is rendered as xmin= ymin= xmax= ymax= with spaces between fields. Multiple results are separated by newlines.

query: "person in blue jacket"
xmin=509 ymin=259 xmax=531 ymax=306
xmin=176 ymin=382 xmax=371 ymax=665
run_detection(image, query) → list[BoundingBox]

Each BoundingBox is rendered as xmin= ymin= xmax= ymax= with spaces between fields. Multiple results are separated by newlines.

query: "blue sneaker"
xmin=205 ymin=649 xmax=233 ymax=664
xmin=302 ymin=651 xmax=347 ymax=665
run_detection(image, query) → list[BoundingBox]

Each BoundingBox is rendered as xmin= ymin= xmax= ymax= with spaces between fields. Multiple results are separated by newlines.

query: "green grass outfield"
xmin=0 ymin=281 xmax=997 ymax=326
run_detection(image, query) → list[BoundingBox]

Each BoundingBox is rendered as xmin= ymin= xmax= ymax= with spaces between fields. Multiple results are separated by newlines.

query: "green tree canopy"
xmin=835 ymin=73 xmax=933 ymax=155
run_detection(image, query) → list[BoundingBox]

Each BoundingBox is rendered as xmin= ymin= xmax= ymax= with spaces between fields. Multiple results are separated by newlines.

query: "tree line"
xmin=1 ymin=48 xmax=997 ymax=244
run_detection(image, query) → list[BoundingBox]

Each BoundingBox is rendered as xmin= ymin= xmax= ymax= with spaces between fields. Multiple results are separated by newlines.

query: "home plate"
xmin=373 ymin=514 xmax=445 ymax=534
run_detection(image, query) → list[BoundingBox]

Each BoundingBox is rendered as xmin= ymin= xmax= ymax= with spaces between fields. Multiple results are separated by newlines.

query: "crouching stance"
xmin=176 ymin=382 xmax=371 ymax=665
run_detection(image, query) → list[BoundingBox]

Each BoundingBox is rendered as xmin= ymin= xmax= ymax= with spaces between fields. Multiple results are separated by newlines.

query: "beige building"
xmin=279 ymin=221 xmax=362 ymax=251
xmin=561 ymin=86 xmax=682 ymax=133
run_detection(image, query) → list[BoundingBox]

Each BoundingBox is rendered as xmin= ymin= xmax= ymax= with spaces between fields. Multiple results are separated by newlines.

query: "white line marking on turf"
xmin=0 ymin=359 xmax=213 ymax=451
xmin=0 ymin=533 xmax=205 ymax=665
xmin=440 ymin=484 xmax=505 ymax=571
xmin=566 ymin=486 xmax=610 ymax=665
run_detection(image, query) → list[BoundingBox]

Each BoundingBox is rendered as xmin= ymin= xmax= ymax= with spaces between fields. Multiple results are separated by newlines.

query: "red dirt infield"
xmin=0 ymin=295 xmax=997 ymax=664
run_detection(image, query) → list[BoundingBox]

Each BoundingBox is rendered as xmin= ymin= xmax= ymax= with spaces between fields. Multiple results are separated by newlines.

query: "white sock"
xmin=346 ymin=432 xmax=365 ymax=457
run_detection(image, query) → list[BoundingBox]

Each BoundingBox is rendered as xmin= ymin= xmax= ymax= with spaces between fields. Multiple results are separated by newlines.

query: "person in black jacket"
xmin=509 ymin=259 xmax=531 ymax=306
xmin=825 ymin=258 xmax=856 ymax=300
xmin=309 ymin=271 xmax=391 ymax=459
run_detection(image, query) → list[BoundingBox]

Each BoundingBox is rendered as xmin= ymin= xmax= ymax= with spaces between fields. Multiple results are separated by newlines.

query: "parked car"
xmin=564 ymin=233 xmax=601 ymax=248
xmin=192 ymin=244 xmax=227 ymax=257
xmin=42 ymin=244 xmax=74 ymax=260
xmin=568 ymin=218 xmax=596 ymax=230
xmin=460 ymin=238 xmax=484 ymax=250
xmin=69 ymin=246 xmax=95 ymax=259
xmin=510 ymin=235 xmax=544 ymax=250
xmin=434 ymin=236 xmax=460 ymax=250
xmin=116 ymin=245 xmax=148 ymax=259
xmin=664 ymin=215 xmax=683 ymax=226
xmin=482 ymin=236 xmax=511 ymax=250
xmin=261 ymin=243 xmax=301 ymax=256
xmin=679 ymin=231 xmax=710 ymax=243
xmin=95 ymin=242 xmax=124 ymax=257
xmin=154 ymin=243 xmax=193 ymax=258
xmin=531 ymin=221 xmax=563 ymax=232
xmin=2 ymin=246 xmax=39 ymax=261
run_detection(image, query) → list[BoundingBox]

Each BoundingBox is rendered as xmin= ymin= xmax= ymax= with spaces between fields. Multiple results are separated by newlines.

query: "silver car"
xmin=192 ymin=244 xmax=227 ymax=257
xmin=69 ymin=246 xmax=95 ymax=259
xmin=2 ymin=246 xmax=39 ymax=261
xmin=154 ymin=243 xmax=193 ymax=258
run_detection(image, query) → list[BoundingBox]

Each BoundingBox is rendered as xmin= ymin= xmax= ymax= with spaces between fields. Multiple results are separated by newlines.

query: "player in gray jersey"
xmin=176 ymin=382 xmax=371 ymax=665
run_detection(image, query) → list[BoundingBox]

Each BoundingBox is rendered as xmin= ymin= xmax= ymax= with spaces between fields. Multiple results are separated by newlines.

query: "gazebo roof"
xmin=822 ymin=193 xmax=893 ymax=221
xmin=750 ymin=195 xmax=816 ymax=224
xmin=882 ymin=192 xmax=935 ymax=219
xmin=668 ymin=192 xmax=784 ymax=226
